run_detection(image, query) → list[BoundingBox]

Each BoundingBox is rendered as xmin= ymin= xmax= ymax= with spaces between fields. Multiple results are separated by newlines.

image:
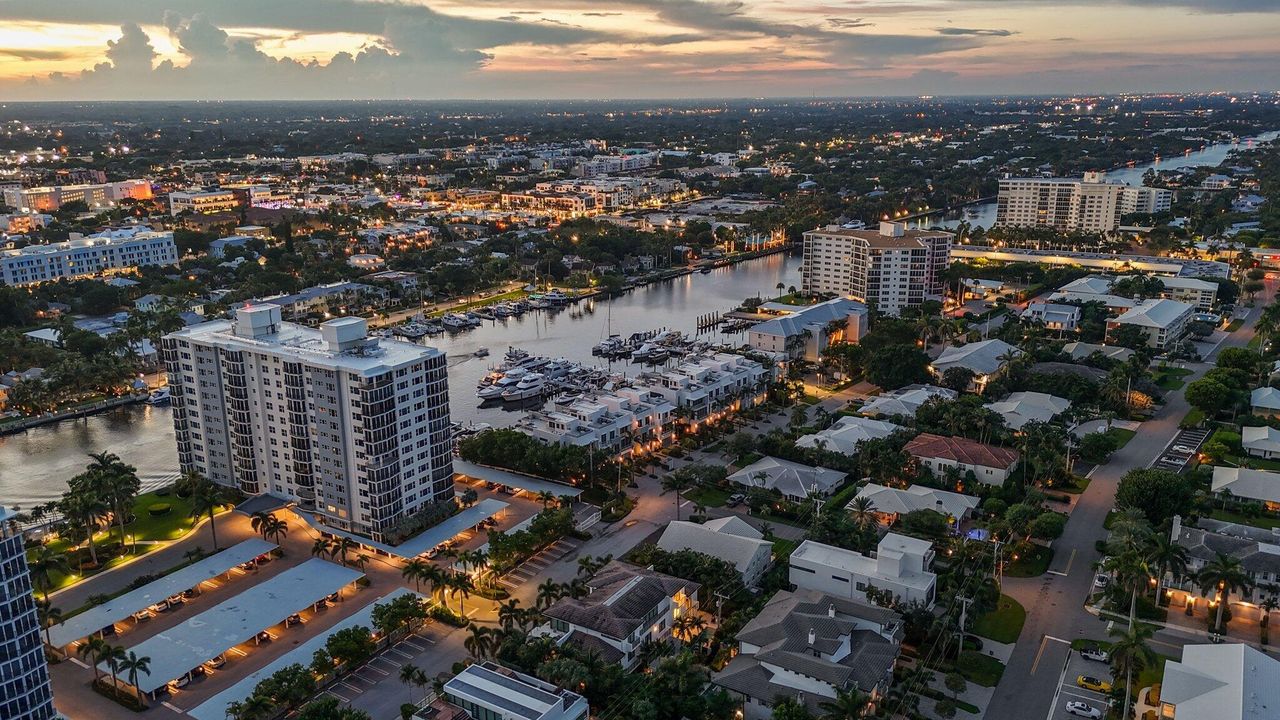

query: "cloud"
xmin=936 ymin=27 xmax=1017 ymax=36
xmin=583 ymin=12 xmax=623 ymax=16
xmin=827 ymin=17 xmax=874 ymax=28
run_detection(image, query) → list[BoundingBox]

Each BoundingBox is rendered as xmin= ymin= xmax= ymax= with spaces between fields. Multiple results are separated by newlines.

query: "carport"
xmin=46 ymin=538 xmax=277 ymax=652
xmin=104 ymin=558 xmax=363 ymax=697
xmin=454 ymin=459 xmax=583 ymax=500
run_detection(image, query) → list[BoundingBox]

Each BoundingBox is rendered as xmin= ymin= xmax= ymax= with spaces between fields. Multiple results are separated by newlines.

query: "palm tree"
xmin=88 ymin=451 xmax=140 ymax=546
xmin=61 ymin=492 xmax=108 ymax=567
xmin=536 ymin=490 xmax=556 ymax=509
xmin=661 ymin=472 xmax=696 ymax=522
xmin=1102 ymin=550 xmax=1149 ymax=629
xmin=181 ymin=472 xmax=227 ymax=550
xmin=848 ymin=496 xmax=877 ymax=532
xmin=118 ymin=651 xmax=151 ymax=706
xmin=260 ymin=514 xmax=288 ymax=544
xmin=536 ymin=578 xmax=563 ymax=610
xmin=28 ymin=545 xmax=69 ymax=601
xmin=420 ymin=564 xmax=446 ymax=606
xmin=817 ymin=687 xmax=870 ymax=720
xmin=311 ymin=537 xmax=335 ymax=561
xmin=465 ymin=625 xmax=496 ymax=659
xmin=401 ymin=559 xmax=429 ymax=592
xmin=334 ymin=537 xmax=360 ymax=567
xmin=79 ymin=636 xmax=108 ymax=684
xmin=1109 ymin=622 xmax=1156 ymax=720
xmin=103 ymin=643 xmax=128 ymax=692
xmin=398 ymin=664 xmax=429 ymax=702
xmin=449 ymin=573 xmax=473 ymax=618
xmin=1146 ymin=531 xmax=1189 ymax=606
xmin=498 ymin=599 xmax=524 ymax=631
xmin=35 ymin=599 xmax=63 ymax=648
xmin=1197 ymin=552 xmax=1253 ymax=634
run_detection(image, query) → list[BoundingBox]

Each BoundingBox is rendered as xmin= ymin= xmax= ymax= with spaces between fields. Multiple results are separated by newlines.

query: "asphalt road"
xmin=986 ymin=284 xmax=1274 ymax=720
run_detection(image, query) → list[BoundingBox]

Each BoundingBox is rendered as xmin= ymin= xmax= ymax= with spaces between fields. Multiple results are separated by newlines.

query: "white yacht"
xmin=442 ymin=313 xmax=472 ymax=330
xmin=477 ymin=368 xmax=528 ymax=400
xmin=544 ymin=290 xmax=570 ymax=305
xmin=502 ymin=373 xmax=548 ymax=401
xmin=146 ymin=387 xmax=171 ymax=405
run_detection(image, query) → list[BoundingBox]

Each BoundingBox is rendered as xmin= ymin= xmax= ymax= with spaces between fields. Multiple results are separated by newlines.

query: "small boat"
xmin=494 ymin=304 xmax=515 ymax=318
xmin=552 ymin=390 xmax=581 ymax=406
xmin=474 ymin=347 xmax=490 ymax=358
xmin=527 ymin=296 xmax=551 ymax=309
xmin=503 ymin=347 xmax=530 ymax=365
xmin=146 ymin=387 xmax=171 ymax=405
xmin=502 ymin=373 xmax=547 ymax=401
xmin=544 ymin=290 xmax=570 ymax=305
xmin=700 ymin=266 xmax=712 ymax=274
xmin=542 ymin=359 xmax=575 ymax=379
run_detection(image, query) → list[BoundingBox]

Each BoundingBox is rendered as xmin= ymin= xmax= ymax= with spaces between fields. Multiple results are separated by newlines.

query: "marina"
xmin=0 ymin=252 xmax=800 ymax=508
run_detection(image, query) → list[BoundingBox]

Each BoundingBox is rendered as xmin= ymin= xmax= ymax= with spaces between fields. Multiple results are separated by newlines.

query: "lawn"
xmin=1006 ymin=545 xmax=1054 ymax=578
xmin=1210 ymin=508 xmax=1280 ymax=529
xmin=685 ymin=486 xmax=731 ymax=508
xmin=31 ymin=490 xmax=230 ymax=591
xmin=1249 ymin=335 xmax=1263 ymax=349
xmin=1136 ymin=653 xmax=1176 ymax=689
xmin=972 ymin=594 xmax=1027 ymax=644
xmin=1227 ymin=319 xmax=1245 ymax=332
xmin=1152 ymin=367 xmax=1194 ymax=391
xmin=954 ymin=651 xmax=1006 ymax=687
xmin=1179 ymin=408 xmax=1205 ymax=429
xmin=1224 ymin=453 xmax=1280 ymax=472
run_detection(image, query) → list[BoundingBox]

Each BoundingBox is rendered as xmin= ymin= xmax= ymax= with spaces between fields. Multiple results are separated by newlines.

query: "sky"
xmin=0 ymin=0 xmax=1277 ymax=101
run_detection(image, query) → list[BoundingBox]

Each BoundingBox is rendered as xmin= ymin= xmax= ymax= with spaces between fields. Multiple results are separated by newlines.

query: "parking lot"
xmin=1047 ymin=645 xmax=1113 ymax=720
xmin=498 ymin=536 xmax=584 ymax=590
xmin=1151 ymin=427 xmax=1210 ymax=472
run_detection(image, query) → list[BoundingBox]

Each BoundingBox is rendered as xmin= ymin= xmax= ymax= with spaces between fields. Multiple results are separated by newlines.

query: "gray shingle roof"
xmin=543 ymin=561 xmax=698 ymax=640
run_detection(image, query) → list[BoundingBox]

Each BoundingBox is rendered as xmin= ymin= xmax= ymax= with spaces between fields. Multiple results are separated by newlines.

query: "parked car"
xmin=149 ymin=602 xmax=169 ymax=614
xmin=166 ymin=594 xmax=185 ymax=607
xmin=255 ymin=631 xmax=273 ymax=644
xmin=181 ymin=588 xmax=200 ymax=599
xmin=237 ymin=561 xmax=257 ymax=572
xmin=1076 ymin=676 xmax=1112 ymax=693
xmin=204 ymin=654 xmax=226 ymax=670
xmin=1093 ymin=574 xmax=1109 ymax=589
xmin=326 ymin=592 xmax=341 ymax=603
xmin=132 ymin=609 xmax=154 ymax=622
xmin=285 ymin=613 xmax=304 ymax=627
xmin=1171 ymin=444 xmax=1196 ymax=454
xmin=727 ymin=494 xmax=745 ymax=507
xmin=1065 ymin=701 xmax=1102 ymax=719
xmin=170 ymin=674 xmax=191 ymax=690
xmin=1079 ymin=647 xmax=1109 ymax=662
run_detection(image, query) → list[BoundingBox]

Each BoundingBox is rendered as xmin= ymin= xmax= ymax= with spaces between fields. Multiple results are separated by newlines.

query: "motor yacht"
xmin=502 ymin=373 xmax=548 ymax=401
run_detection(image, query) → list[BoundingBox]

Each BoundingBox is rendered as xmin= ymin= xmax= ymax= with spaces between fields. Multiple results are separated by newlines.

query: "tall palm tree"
xmin=1109 ymin=622 xmax=1156 ymax=720
xmin=28 ymin=545 xmax=70 ymax=601
xmin=420 ymin=564 xmax=446 ymax=607
xmin=118 ymin=652 xmax=151 ymax=706
xmin=334 ymin=537 xmax=360 ymax=567
xmin=61 ymin=491 xmax=109 ymax=567
xmin=498 ymin=599 xmax=524 ymax=631
xmin=1102 ymin=550 xmax=1149 ymax=629
xmin=817 ymin=687 xmax=870 ymax=720
xmin=103 ymin=643 xmax=128 ymax=691
xmin=449 ymin=573 xmax=473 ymax=618
xmin=260 ymin=514 xmax=288 ymax=544
xmin=311 ymin=537 xmax=335 ymax=561
xmin=79 ymin=636 xmax=108 ymax=684
xmin=398 ymin=664 xmax=429 ymax=702
xmin=848 ymin=497 xmax=877 ymax=532
xmin=535 ymin=490 xmax=556 ymax=509
xmin=35 ymin=599 xmax=63 ymax=648
xmin=88 ymin=451 xmax=140 ymax=546
xmin=1146 ymin=532 xmax=1189 ymax=605
xmin=1197 ymin=552 xmax=1252 ymax=634
xmin=181 ymin=472 xmax=227 ymax=550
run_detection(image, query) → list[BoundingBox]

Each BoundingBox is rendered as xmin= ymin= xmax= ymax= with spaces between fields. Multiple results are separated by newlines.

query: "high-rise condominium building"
xmin=800 ymin=222 xmax=953 ymax=316
xmin=996 ymin=172 xmax=1173 ymax=233
xmin=162 ymin=305 xmax=452 ymax=541
xmin=0 ymin=508 xmax=57 ymax=720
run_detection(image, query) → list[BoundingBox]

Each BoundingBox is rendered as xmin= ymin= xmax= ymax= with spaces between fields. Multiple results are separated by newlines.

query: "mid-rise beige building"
xmin=995 ymin=172 xmax=1173 ymax=233
xmin=800 ymin=222 xmax=952 ymax=316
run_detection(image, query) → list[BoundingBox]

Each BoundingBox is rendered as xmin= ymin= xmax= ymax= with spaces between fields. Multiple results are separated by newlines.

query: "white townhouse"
xmin=790 ymin=535 xmax=937 ymax=607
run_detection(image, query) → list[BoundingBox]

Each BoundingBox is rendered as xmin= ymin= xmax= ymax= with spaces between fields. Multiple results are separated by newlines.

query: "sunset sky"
xmin=0 ymin=0 xmax=1277 ymax=100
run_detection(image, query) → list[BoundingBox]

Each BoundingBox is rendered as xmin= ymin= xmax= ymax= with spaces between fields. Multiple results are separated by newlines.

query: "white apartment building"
xmin=439 ymin=662 xmax=589 ymax=720
xmin=1106 ymin=298 xmax=1194 ymax=349
xmin=1158 ymin=276 xmax=1219 ymax=310
xmin=0 ymin=508 xmax=57 ymax=720
xmin=0 ymin=229 xmax=178 ymax=286
xmin=514 ymin=387 xmax=675 ymax=459
xmin=800 ymin=222 xmax=953 ymax=316
xmin=996 ymin=172 xmax=1172 ymax=233
xmin=162 ymin=305 xmax=453 ymax=541
xmin=2 ymin=179 xmax=153 ymax=212
xmin=790 ymin=535 xmax=937 ymax=607
xmin=168 ymin=188 xmax=240 ymax=215
xmin=640 ymin=352 xmax=771 ymax=425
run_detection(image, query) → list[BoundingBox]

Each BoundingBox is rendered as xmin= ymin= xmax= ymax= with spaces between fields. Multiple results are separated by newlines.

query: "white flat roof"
xmin=47 ymin=539 xmax=276 ymax=649
xmin=187 ymin=587 xmax=422 ymax=720
xmin=109 ymin=559 xmax=362 ymax=693
xmin=454 ymin=459 xmax=583 ymax=498
xmin=296 ymin=497 xmax=509 ymax=559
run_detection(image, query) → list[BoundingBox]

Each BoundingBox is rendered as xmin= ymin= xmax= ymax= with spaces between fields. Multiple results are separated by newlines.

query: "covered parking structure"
xmin=453 ymin=459 xmax=583 ymax=500
xmin=103 ymin=558 xmax=363 ymax=698
xmin=46 ymin=538 xmax=277 ymax=652
xmin=296 ymin=497 xmax=509 ymax=561
xmin=186 ymin=587 xmax=423 ymax=720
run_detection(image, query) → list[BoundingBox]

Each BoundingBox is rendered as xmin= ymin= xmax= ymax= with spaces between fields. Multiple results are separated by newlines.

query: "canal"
xmin=0 ymin=252 xmax=802 ymax=508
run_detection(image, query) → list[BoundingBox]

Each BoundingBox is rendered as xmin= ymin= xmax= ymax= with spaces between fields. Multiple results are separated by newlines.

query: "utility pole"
xmin=957 ymin=596 xmax=973 ymax=651
xmin=993 ymin=538 xmax=1005 ymax=587
xmin=714 ymin=591 xmax=728 ymax=626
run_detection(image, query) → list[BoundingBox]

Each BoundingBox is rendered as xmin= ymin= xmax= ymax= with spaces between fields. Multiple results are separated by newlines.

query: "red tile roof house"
xmin=904 ymin=433 xmax=1021 ymax=486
